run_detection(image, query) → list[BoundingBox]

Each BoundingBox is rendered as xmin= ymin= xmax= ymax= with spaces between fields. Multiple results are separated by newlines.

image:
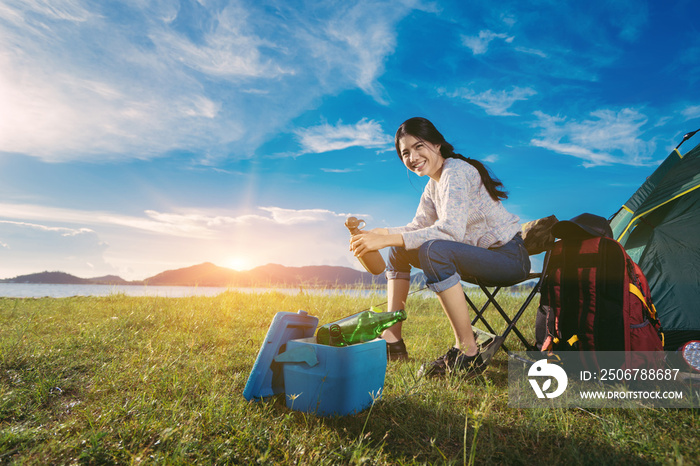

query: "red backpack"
xmin=539 ymin=226 xmax=663 ymax=358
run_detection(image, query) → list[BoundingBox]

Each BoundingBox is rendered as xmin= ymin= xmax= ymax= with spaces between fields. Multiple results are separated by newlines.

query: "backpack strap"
xmin=559 ymin=240 xmax=581 ymax=348
xmin=625 ymin=257 xmax=664 ymax=347
xmin=625 ymin=258 xmax=659 ymax=322
xmin=628 ymin=283 xmax=656 ymax=320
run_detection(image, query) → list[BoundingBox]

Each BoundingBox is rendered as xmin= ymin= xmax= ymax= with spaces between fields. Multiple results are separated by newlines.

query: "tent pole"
xmin=676 ymin=128 xmax=700 ymax=149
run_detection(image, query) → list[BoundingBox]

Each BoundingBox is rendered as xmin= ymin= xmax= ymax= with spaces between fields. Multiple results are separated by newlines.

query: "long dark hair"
xmin=395 ymin=117 xmax=508 ymax=201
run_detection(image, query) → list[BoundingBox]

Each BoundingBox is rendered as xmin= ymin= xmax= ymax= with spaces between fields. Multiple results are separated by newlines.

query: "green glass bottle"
xmin=316 ymin=307 xmax=407 ymax=346
xmin=327 ymin=324 xmax=346 ymax=347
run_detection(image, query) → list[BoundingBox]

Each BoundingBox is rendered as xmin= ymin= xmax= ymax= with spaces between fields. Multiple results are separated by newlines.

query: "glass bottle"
xmin=316 ymin=307 xmax=407 ymax=346
xmin=346 ymin=216 xmax=386 ymax=275
xmin=327 ymin=324 xmax=346 ymax=347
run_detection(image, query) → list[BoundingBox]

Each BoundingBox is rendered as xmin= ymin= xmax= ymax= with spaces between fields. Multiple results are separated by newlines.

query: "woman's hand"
xmin=350 ymin=228 xmax=404 ymax=256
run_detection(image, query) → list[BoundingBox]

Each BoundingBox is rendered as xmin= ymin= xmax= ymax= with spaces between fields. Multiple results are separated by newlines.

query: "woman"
xmin=350 ymin=117 xmax=530 ymax=378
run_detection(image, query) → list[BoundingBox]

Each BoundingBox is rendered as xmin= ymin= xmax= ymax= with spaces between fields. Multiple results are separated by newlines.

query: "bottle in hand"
xmin=346 ymin=216 xmax=386 ymax=275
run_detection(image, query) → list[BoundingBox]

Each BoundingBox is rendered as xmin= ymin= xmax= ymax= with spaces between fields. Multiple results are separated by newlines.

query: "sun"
xmin=225 ymin=256 xmax=252 ymax=271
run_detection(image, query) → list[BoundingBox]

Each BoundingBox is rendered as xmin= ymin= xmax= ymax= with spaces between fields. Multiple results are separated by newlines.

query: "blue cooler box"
xmin=278 ymin=337 xmax=387 ymax=416
xmin=243 ymin=310 xmax=388 ymax=417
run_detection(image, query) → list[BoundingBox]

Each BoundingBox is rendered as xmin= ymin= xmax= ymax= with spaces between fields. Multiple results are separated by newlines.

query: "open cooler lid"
xmin=243 ymin=310 xmax=318 ymax=401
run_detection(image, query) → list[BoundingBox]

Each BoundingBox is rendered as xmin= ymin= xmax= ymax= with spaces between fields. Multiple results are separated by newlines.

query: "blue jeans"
xmin=386 ymin=234 xmax=530 ymax=293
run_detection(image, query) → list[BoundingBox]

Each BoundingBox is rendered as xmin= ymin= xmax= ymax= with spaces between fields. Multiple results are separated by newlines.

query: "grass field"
xmin=1 ymin=290 xmax=698 ymax=465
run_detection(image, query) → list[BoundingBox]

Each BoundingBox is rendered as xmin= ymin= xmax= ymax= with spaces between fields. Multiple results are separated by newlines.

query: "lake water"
xmin=0 ymin=283 xmax=394 ymax=299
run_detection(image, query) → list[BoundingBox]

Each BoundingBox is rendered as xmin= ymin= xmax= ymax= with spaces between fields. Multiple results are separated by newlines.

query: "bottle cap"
xmin=345 ymin=216 xmax=365 ymax=229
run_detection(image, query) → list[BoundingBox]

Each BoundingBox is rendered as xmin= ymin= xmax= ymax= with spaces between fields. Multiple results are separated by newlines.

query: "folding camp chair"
xmin=465 ymin=216 xmax=557 ymax=364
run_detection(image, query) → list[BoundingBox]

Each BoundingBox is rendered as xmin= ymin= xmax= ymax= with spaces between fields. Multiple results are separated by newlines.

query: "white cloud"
xmin=682 ymin=105 xmax=700 ymax=121
xmin=293 ymin=1 xmax=435 ymax=104
xmin=321 ymin=168 xmax=358 ymax=173
xmin=149 ymin=3 xmax=293 ymax=79
xmin=259 ymin=207 xmax=346 ymax=225
xmin=0 ymin=203 xmax=349 ymax=236
xmin=0 ymin=23 xmax=236 ymax=161
xmin=0 ymin=203 xmax=369 ymax=279
xmin=0 ymin=0 xmax=94 ymax=30
xmin=0 ymin=1 xmax=417 ymax=162
xmin=530 ymin=109 xmax=656 ymax=167
xmin=443 ymin=86 xmax=536 ymax=116
xmin=513 ymin=46 xmax=547 ymax=58
xmin=295 ymin=119 xmax=392 ymax=154
xmin=320 ymin=6 xmax=397 ymax=102
xmin=0 ymin=220 xmax=113 ymax=279
xmin=0 ymin=203 xmax=227 ymax=238
xmin=461 ymin=30 xmax=514 ymax=55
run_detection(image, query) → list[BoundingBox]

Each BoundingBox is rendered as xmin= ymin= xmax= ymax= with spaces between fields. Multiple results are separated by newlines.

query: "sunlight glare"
xmin=225 ymin=256 xmax=251 ymax=271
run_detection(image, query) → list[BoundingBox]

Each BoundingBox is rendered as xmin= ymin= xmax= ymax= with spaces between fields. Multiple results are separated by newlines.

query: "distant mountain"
xmin=86 ymin=275 xmax=134 ymax=285
xmin=2 ymin=263 xmax=425 ymax=288
xmin=144 ymin=262 xmax=245 ymax=287
xmin=0 ymin=271 xmax=139 ymax=285
xmin=143 ymin=262 xmax=389 ymax=287
xmin=246 ymin=263 xmax=387 ymax=287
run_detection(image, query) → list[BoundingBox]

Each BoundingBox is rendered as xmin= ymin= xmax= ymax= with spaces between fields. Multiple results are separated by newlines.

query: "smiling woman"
xmin=349 ymin=117 xmax=528 ymax=375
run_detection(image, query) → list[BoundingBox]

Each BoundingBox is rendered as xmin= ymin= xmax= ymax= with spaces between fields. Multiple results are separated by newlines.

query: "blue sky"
xmin=1 ymin=0 xmax=699 ymax=280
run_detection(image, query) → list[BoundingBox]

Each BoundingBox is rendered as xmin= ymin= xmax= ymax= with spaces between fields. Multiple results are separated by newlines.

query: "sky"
xmin=1 ymin=0 xmax=699 ymax=281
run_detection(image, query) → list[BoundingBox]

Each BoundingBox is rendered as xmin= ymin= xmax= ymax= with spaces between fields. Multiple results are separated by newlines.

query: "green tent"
xmin=609 ymin=130 xmax=700 ymax=350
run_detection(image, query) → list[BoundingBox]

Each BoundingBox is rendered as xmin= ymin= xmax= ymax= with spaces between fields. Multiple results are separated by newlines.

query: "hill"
xmin=143 ymin=262 xmax=245 ymax=287
xmin=2 ymin=263 xmax=425 ymax=288
xmin=143 ymin=262 xmax=388 ymax=287
xmin=0 ymin=271 xmax=136 ymax=285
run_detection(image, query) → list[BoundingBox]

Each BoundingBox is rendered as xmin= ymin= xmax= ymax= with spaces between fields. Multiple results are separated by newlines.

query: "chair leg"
xmin=502 ymin=286 xmax=542 ymax=351
xmin=461 ymin=250 xmax=553 ymax=356
xmin=464 ymin=289 xmax=511 ymax=353
xmin=464 ymin=290 xmax=499 ymax=336
xmin=478 ymin=284 xmax=533 ymax=350
xmin=465 ymin=284 xmax=539 ymax=353
xmin=499 ymin=250 xmax=552 ymax=351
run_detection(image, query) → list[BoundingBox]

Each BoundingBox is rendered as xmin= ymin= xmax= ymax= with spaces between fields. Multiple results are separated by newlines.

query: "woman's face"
xmin=398 ymin=134 xmax=444 ymax=180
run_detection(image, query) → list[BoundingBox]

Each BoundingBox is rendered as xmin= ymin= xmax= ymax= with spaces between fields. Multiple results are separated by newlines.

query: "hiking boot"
xmin=417 ymin=347 xmax=486 ymax=379
xmin=386 ymin=339 xmax=409 ymax=361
